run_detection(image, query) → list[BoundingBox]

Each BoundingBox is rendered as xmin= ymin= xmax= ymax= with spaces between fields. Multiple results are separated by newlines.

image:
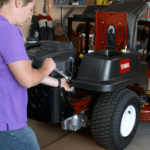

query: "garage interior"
xmin=21 ymin=0 xmax=150 ymax=150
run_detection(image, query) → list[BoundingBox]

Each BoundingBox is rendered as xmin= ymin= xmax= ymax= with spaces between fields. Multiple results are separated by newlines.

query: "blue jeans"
xmin=0 ymin=125 xmax=41 ymax=150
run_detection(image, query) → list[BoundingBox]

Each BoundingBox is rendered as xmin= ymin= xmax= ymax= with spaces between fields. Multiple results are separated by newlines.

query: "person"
xmin=0 ymin=0 xmax=74 ymax=149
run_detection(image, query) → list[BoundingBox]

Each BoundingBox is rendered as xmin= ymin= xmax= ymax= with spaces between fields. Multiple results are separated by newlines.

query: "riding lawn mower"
xmin=25 ymin=1 xmax=150 ymax=149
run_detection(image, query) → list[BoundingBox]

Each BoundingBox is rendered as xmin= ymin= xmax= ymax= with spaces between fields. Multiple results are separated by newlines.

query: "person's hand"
xmin=61 ymin=78 xmax=74 ymax=92
xmin=41 ymin=58 xmax=56 ymax=73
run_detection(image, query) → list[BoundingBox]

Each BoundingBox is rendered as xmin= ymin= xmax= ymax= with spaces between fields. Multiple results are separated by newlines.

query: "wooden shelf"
xmin=50 ymin=5 xmax=95 ymax=8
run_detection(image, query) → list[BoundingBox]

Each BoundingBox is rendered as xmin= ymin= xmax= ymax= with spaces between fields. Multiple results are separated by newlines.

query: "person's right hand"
xmin=41 ymin=58 xmax=56 ymax=73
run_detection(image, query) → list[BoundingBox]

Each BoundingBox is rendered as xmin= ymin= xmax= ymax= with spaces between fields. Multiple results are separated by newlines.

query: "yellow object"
xmin=45 ymin=4 xmax=47 ymax=11
xmin=146 ymin=91 xmax=150 ymax=95
xmin=96 ymin=0 xmax=113 ymax=5
xmin=79 ymin=54 xmax=84 ymax=59
xmin=121 ymin=49 xmax=125 ymax=53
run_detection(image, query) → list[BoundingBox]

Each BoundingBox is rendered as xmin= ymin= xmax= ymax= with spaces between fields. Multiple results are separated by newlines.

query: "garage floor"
xmin=27 ymin=118 xmax=150 ymax=150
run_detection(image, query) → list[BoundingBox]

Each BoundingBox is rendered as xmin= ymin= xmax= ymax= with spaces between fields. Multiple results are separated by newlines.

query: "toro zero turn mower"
xmin=25 ymin=1 xmax=150 ymax=150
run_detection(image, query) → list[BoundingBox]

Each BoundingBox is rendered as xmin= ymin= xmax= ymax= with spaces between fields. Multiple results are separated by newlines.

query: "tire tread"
xmin=91 ymin=88 xmax=134 ymax=150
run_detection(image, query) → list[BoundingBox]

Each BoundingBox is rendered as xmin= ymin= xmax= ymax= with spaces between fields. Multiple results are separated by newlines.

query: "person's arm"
xmin=8 ymin=59 xmax=74 ymax=91
xmin=8 ymin=59 xmax=55 ymax=89
xmin=40 ymin=76 xmax=74 ymax=92
xmin=0 ymin=25 xmax=56 ymax=89
xmin=40 ymin=76 xmax=59 ymax=87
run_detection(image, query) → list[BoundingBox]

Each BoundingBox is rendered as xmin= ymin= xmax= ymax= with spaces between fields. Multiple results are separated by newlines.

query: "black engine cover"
xmin=26 ymin=41 xmax=77 ymax=78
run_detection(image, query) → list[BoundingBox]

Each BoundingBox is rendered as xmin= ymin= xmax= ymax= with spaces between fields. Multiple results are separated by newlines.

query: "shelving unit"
xmin=50 ymin=5 xmax=95 ymax=8
xmin=50 ymin=4 xmax=91 ymax=24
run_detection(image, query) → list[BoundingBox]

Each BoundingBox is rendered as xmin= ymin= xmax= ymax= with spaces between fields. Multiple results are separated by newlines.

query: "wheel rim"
xmin=120 ymin=105 xmax=136 ymax=137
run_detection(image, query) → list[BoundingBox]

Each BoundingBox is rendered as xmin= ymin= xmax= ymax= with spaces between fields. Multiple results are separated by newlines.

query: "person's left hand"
xmin=61 ymin=78 xmax=74 ymax=92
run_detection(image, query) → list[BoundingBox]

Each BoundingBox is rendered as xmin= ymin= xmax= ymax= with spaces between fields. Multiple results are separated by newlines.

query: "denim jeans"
xmin=0 ymin=125 xmax=41 ymax=150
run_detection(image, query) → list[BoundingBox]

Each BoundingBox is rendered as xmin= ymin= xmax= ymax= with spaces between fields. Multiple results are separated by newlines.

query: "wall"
xmin=19 ymin=0 xmax=92 ymax=40
xmin=49 ymin=0 xmax=86 ymax=31
xmin=35 ymin=0 xmax=87 ymax=31
xmin=19 ymin=0 xmax=148 ymax=41
xmin=19 ymin=18 xmax=31 ymax=42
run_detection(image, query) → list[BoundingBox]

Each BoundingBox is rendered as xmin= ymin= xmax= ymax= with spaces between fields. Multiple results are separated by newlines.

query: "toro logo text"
xmin=119 ymin=58 xmax=130 ymax=74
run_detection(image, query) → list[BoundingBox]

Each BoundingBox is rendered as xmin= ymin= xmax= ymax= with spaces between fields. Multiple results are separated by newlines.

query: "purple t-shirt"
xmin=0 ymin=15 xmax=30 ymax=131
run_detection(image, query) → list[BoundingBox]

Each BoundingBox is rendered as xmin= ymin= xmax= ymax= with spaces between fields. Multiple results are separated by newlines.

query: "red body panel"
xmin=70 ymin=96 xmax=93 ymax=114
xmin=140 ymin=103 xmax=150 ymax=122
xmin=95 ymin=11 xmax=128 ymax=51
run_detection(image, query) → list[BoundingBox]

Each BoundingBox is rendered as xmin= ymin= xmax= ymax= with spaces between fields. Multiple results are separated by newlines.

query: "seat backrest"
xmin=95 ymin=11 xmax=128 ymax=51
xmin=97 ymin=0 xmax=148 ymax=51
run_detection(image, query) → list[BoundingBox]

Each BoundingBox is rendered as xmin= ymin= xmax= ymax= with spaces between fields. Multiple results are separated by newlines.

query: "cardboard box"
xmin=84 ymin=0 xmax=96 ymax=5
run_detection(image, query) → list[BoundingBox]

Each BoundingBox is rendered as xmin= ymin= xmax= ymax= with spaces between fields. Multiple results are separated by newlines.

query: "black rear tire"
xmin=91 ymin=88 xmax=140 ymax=150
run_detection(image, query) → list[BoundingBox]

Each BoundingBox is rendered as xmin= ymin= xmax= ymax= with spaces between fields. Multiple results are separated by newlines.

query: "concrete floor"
xmin=27 ymin=118 xmax=150 ymax=150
